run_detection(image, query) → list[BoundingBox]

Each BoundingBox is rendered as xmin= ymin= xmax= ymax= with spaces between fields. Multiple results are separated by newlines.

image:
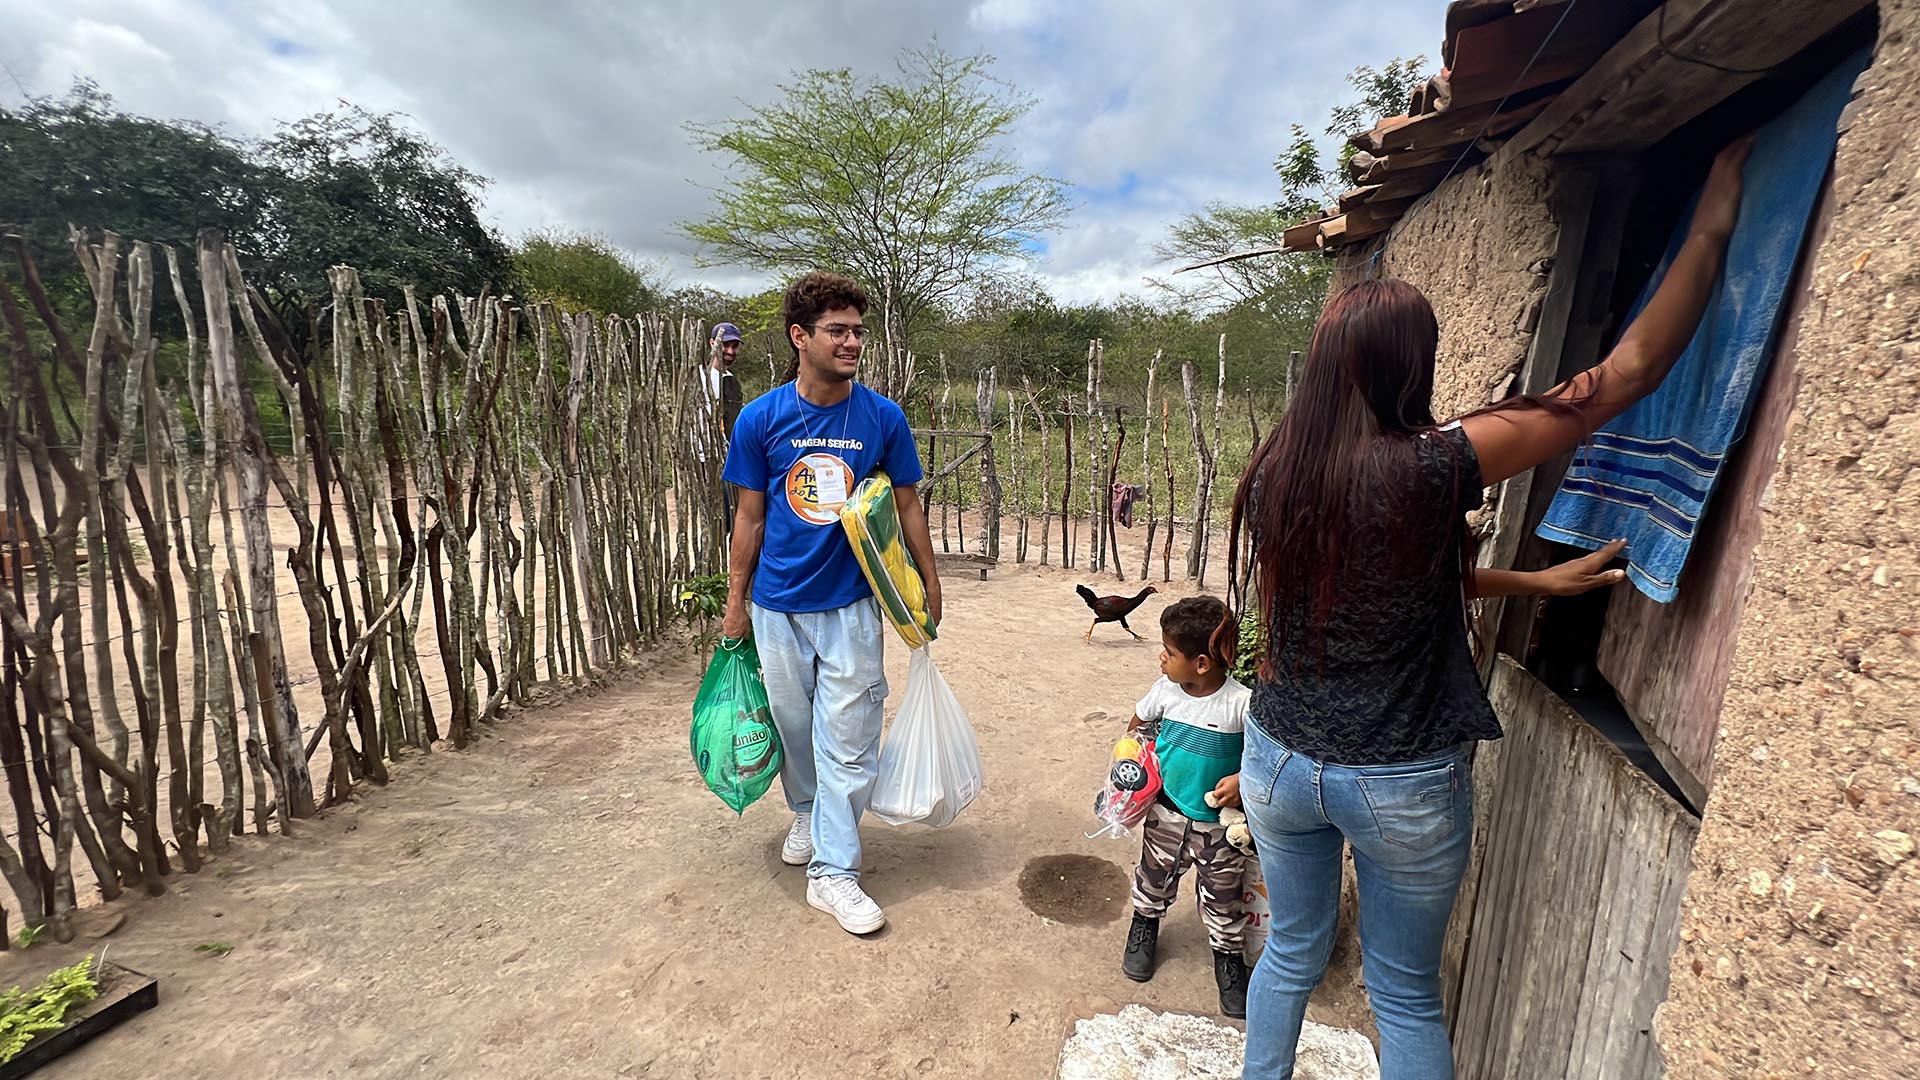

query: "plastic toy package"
xmin=1087 ymin=734 xmax=1162 ymax=840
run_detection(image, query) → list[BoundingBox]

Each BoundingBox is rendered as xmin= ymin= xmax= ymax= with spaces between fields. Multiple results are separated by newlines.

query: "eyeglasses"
xmin=804 ymin=323 xmax=872 ymax=343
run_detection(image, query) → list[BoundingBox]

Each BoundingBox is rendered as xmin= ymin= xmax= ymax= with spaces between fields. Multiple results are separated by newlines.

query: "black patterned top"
xmin=1248 ymin=424 xmax=1502 ymax=765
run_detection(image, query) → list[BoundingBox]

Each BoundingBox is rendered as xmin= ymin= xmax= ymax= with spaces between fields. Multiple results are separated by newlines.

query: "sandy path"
xmin=1 ymin=543 xmax=1370 ymax=1080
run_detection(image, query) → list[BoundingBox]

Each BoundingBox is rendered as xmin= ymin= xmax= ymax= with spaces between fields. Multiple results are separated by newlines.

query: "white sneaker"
xmin=780 ymin=813 xmax=813 ymax=866
xmin=807 ymin=875 xmax=886 ymax=935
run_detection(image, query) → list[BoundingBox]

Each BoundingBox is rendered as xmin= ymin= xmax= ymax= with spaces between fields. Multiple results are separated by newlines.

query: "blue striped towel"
xmin=1536 ymin=46 xmax=1869 ymax=602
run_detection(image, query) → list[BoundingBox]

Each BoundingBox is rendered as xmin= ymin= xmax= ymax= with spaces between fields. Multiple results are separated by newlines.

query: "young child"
xmin=1121 ymin=594 xmax=1251 ymax=1018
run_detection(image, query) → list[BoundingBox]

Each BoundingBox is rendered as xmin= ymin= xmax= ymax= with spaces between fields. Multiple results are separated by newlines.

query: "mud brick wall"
xmin=1334 ymin=152 xmax=1561 ymax=427
xmin=1658 ymin=7 xmax=1920 ymax=1075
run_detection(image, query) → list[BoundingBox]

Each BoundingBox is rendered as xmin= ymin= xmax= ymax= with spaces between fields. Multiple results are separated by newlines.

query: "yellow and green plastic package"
xmin=841 ymin=471 xmax=937 ymax=649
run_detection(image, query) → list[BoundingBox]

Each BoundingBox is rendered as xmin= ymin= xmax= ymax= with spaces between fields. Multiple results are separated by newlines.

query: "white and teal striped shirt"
xmin=1137 ymin=675 xmax=1250 ymax=822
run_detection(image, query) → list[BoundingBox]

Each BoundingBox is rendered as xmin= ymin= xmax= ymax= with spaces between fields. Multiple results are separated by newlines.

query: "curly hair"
xmin=778 ymin=270 xmax=869 ymax=384
xmin=1161 ymin=595 xmax=1229 ymax=664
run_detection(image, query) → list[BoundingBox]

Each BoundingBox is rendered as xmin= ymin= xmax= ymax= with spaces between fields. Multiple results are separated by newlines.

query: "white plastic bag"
xmin=869 ymin=646 xmax=983 ymax=827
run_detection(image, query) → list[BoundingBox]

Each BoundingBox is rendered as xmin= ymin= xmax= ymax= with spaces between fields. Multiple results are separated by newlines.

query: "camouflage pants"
xmin=1132 ymin=801 xmax=1248 ymax=951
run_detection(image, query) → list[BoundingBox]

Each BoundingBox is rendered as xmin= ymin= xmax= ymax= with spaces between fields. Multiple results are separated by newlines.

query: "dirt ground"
xmin=1 ymin=540 xmax=1369 ymax=1080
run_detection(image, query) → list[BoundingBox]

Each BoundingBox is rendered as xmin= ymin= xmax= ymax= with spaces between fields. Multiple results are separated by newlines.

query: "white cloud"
xmin=1 ymin=0 xmax=1446 ymax=304
xmin=969 ymin=0 xmax=1041 ymax=32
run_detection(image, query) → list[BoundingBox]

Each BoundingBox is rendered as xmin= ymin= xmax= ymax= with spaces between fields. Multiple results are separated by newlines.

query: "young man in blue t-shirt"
xmin=720 ymin=270 xmax=941 ymax=936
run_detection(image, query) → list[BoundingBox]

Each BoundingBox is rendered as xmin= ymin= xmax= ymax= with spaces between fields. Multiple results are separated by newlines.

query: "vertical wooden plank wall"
xmin=1448 ymin=658 xmax=1698 ymax=1080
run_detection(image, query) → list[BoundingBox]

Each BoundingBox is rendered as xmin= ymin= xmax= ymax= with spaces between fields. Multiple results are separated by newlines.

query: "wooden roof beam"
xmin=1319 ymin=196 xmax=1427 ymax=251
xmin=1504 ymin=0 xmax=1875 ymax=158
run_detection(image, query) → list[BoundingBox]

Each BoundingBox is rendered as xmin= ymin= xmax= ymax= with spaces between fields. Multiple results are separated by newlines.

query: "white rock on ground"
xmin=1057 ymin=1004 xmax=1380 ymax=1080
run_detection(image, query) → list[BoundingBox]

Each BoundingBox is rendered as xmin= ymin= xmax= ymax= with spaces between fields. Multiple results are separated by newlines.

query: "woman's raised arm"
xmin=1462 ymin=136 xmax=1755 ymax=486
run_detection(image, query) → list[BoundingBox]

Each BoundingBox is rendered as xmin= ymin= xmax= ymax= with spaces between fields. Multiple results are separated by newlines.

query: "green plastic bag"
xmin=690 ymin=637 xmax=783 ymax=813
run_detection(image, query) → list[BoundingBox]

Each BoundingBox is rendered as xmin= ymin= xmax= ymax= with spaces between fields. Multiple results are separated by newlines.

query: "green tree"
xmin=918 ymin=279 xmax=1126 ymax=390
xmin=1151 ymin=56 xmax=1430 ymax=327
xmin=725 ymin=286 xmax=785 ymax=335
xmin=658 ymin=283 xmax=746 ymax=325
xmin=253 ymin=106 xmax=515 ymax=310
xmin=1150 ymin=202 xmax=1327 ymax=325
xmin=1326 ymin=56 xmax=1434 ymax=164
xmin=513 ymin=228 xmax=663 ymax=316
xmin=1 ymin=87 xmax=516 ymax=325
xmin=1284 ymin=55 xmax=1433 ymax=211
xmin=682 ymin=45 xmax=1070 ymax=344
xmin=0 ymin=81 xmax=269 ymax=299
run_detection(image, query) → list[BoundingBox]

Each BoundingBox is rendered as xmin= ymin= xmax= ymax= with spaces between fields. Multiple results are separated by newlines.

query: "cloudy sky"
xmin=0 ymin=0 xmax=1441 ymax=303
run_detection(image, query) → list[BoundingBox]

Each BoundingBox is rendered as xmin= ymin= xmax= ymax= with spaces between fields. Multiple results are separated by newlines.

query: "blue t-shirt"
xmin=723 ymin=382 xmax=924 ymax=614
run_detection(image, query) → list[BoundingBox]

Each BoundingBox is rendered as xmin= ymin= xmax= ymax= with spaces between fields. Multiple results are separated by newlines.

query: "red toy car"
xmin=1089 ymin=738 xmax=1162 ymax=839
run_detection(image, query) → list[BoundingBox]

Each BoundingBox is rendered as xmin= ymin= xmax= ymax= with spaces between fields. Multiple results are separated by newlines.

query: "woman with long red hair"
xmin=1227 ymin=138 xmax=1752 ymax=1079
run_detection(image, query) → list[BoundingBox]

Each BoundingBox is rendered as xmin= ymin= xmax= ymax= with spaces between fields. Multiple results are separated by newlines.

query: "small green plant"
xmin=0 ymin=954 xmax=99 ymax=1063
xmin=675 ymin=572 xmax=730 ymax=656
xmin=1230 ymin=608 xmax=1266 ymax=684
xmin=194 ymin=941 xmax=234 ymax=958
xmin=12 ymin=924 xmax=43 ymax=950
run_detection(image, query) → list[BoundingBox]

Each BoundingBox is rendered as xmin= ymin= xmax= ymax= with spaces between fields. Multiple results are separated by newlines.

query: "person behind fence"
xmin=1222 ymin=136 xmax=1751 ymax=1080
xmin=707 ymin=321 xmax=745 ymax=435
xmin=720 ymin=270 xmax=942 ymax=937
xmin=1121 ymin=594 xmax=1252 ymax=1019
xmin=706 ymin=322 xmax=747 ymax=528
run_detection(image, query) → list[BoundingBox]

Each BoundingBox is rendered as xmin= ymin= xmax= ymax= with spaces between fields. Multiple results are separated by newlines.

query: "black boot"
xmin=1214 ymin=949 xmax=1249 ymax=1019
xmin=1122 ymin=913 xmax=1160 ymax=982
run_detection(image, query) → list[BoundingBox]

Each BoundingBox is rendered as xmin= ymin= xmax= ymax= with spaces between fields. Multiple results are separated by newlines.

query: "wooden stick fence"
xmin=0 ymin=229 xmax=732 ymax=944
xmin=909 ymin=336 xmax=1260 ymax=588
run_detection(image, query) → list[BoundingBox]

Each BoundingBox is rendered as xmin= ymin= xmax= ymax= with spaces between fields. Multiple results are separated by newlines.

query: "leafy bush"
xmin=676 ymin=572 xmax=730 ymax=657
xmin=1230 ymin=608 xmax=1266 ymax=684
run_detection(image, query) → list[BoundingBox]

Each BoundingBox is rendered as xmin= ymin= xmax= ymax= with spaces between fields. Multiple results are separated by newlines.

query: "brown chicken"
xmin=1076 ymin=585 xmax=1158 ymax=643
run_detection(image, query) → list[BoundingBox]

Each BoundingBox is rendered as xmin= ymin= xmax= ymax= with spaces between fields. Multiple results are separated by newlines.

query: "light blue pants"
xmin=1238 ymin=719 xmax=1473 ymax=1080
xmin=750 ymin=600 xmax=889 ymax=880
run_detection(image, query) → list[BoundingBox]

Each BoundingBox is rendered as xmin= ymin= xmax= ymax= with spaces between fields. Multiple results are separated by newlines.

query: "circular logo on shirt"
xmin=785 ymin=453 xmax=854 ymax=526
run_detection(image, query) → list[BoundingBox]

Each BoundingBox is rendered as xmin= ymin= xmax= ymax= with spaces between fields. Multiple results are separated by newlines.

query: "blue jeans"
xmin=750 ymin=600 xmax=889 ymax=880
xmin=1238 ymin=720 xmax=1473 ymax=1080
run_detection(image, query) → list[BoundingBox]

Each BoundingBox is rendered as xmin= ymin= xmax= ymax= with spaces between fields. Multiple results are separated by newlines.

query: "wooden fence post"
xmin=1062 ymin=395 xmax=1075 ymax=570
xmin=1203 ymin=334 xmax=1227 ymax=587
xmin=564 ymin=312 xmax=610 ymax=668
xmin=976 ymin=367 xmax=1001 ymax=561
xmin=1009 ymin=387 xmax=1026 ymax=564
xmin=1181 ymin=360 xmax=1215 ymax=583
xmin=1140 ymin=349 xmax=1161 ymax=582
xmin=199 ymin=229 xmax=315 ymax=817
xmin=1032 ymin=385 xmax=1053 ymax=568
xmin=1161 ymin=398 xmax=1175 ymax=583
xmin=1105 ymin=406 xmax=1127 ymax=584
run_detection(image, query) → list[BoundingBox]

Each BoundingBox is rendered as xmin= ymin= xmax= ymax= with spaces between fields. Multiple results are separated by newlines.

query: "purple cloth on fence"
xmin=1111 ymin=483 xmax=1146 ymax=528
